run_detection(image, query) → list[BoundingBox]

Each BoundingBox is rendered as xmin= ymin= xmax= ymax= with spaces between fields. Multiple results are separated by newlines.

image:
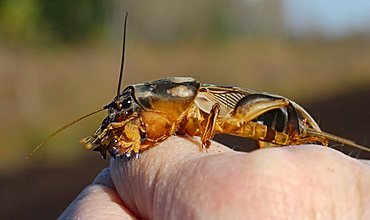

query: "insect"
xmin=28 ymin=13 xmax=370 ymax=159
xmin=78 ymin=76 xmax=370 ymax=159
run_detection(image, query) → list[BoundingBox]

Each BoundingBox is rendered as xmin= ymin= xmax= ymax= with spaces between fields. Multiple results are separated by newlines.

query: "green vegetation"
xmin=0 ymin=0 xmax=108 ymax=44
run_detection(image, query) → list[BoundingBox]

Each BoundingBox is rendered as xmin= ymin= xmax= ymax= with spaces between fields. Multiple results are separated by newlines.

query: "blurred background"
xmin=1 ymin=0 xmax=370 ymax=218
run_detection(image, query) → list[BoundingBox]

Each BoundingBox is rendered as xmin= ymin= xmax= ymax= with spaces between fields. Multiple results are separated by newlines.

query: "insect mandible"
xmin=28 ymin=13 xmax=370 ymax=159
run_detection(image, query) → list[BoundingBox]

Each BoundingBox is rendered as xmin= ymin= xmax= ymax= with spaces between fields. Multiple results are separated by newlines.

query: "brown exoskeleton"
xmin=78 ymin=77 xmax=370 ymax=159
xmin=28 ymin=13 xmax=370 ymax=159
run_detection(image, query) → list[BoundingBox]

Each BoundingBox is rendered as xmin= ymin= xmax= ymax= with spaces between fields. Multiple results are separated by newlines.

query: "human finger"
xmin=59 ymin=168 xmax=136 ymax=219
xmin=110 ymin=136 xmax=370 ymax=219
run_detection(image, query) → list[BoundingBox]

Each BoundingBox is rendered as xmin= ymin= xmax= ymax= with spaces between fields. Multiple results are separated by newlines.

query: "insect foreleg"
xmin=80 ymin=116 xmax=135 ymax=149
xmin=107 ymin=118 xmax=145 ymax=158
xmin=117 ymin=121 xmax=142 ymax=155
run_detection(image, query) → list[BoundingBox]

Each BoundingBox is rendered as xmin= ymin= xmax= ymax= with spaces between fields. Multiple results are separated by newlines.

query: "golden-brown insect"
xmin=77 ymin=77 xmax=370 ymax=159
xmin=28 ymin=13 xmax=370 ymax=159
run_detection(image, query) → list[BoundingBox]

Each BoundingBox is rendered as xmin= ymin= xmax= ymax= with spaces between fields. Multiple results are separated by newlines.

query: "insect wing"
xmin=198 ymin=84 xmax=321 ymax=131
xmin=197 ymin=85 xmax=257 ymax=116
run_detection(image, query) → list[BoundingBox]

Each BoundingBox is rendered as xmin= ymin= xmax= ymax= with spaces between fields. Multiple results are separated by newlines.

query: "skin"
xmin=60 ymin=136 xmax=370 ymax=219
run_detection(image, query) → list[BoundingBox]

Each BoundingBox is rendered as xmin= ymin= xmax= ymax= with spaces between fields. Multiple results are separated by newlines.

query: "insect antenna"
xmin=27 ymin=108 xmax=105 ymax=158
xmin=305 ymin=128 xmax=370 ymax=153
xmin=116 ymin=12 xmax=128 ymax=96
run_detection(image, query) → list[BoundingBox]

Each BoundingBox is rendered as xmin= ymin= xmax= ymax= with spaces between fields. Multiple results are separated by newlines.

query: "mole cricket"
xmin=28 ymin=13 xmax=370 ymax=159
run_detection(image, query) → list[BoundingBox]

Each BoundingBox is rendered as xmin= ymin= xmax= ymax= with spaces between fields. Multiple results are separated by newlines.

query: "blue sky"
xmin=282 ymin=0 xmax=370 ymax=38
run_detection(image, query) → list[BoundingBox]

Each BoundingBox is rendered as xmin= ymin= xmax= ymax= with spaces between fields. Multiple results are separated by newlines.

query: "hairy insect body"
xmin=80 ymin=77 xmax=330 ymax=159
xmin=81 ymin=78 xmax=200 ymax=158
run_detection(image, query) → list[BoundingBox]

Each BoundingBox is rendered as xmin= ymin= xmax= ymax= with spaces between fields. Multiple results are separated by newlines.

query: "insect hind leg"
xmin=215 ymin=94 xmax=292 ymax=147
xmin=233 ymin=94 xmax=290 ymax=123
xmin=228 ymin=94 xmax=303 ymax=147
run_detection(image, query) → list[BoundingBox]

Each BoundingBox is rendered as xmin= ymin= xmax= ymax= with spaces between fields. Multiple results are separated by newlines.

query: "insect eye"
xmin=121 ymin=97 xmax=132 ymax=109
